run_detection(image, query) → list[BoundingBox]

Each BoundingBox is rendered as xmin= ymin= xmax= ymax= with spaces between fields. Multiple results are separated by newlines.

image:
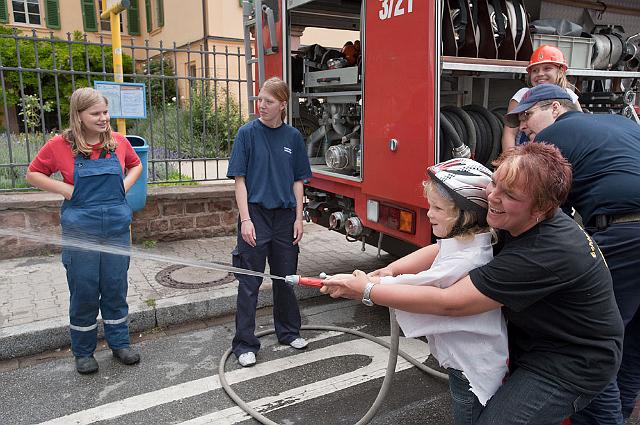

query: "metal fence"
xmin=0 ymin=29 xmax=248 ymax=191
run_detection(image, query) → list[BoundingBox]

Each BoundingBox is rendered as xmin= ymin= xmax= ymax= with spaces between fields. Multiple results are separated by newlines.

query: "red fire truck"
xmin=242 ymin=0 xmax=640 ymax=256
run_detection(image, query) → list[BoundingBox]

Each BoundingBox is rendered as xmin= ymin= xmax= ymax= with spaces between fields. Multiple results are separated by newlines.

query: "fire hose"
xmin=218 ymin=275 xmax=448 ymax=425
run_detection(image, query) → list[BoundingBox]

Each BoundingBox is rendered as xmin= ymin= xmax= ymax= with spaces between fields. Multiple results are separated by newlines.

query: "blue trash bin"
xmin=125 ymin=135 xmax=148 ymax=212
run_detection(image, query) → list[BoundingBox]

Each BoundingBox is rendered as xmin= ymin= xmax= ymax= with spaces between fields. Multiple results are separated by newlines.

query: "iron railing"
xmin=0 ymin=29 xmax=248 ymax=191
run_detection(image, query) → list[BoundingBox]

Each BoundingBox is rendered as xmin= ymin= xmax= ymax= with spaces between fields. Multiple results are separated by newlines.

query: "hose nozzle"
xmin=285 ymin=273 xmax=327 ymax=288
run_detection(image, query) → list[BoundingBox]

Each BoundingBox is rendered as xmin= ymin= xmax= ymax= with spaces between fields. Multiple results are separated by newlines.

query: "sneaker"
xmin=289 ymin=337 xmax=308 ymax=349
xmin=112 ymin=348 xmax=141 ymax=365
xmin=75 ymin=355 xmax=99 ymax=374
xmin=238 ymin=352 xmax=256 ymax=367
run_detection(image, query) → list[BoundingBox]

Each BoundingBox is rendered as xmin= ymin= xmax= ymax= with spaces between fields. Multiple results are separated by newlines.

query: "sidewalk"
xmin=0 ymin=223 xmax=394 ymax=360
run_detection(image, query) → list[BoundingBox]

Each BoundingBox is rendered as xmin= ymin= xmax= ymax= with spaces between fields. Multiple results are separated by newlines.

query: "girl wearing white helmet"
xmin=340 ymin=158 xmax=509 ymax=424
xmin=501 ymin=45 xmax=581 ymax=152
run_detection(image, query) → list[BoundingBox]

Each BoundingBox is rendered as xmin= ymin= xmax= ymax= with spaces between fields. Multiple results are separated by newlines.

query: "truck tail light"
xmin=377 ymin=203 xmax=416 ymax=234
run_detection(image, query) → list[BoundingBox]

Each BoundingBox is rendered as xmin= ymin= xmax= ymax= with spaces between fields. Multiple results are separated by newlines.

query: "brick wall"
xmin=0 ymin=184 xmax=238 ymax=259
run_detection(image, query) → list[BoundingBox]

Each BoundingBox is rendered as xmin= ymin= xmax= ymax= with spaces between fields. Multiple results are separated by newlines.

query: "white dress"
xmin=380 ymin=232 xmax=508 ymax=406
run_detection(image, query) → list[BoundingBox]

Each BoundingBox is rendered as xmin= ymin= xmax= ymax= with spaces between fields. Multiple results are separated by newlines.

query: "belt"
xmin=590 ymin=212 xmax=640 ymax=231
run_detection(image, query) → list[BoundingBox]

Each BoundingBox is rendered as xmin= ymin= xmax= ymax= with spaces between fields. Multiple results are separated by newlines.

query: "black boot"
xmin=75 ymin=356 xmax=99 ymax=374
xmin=112 ymin=348 xmax=141 ymax=365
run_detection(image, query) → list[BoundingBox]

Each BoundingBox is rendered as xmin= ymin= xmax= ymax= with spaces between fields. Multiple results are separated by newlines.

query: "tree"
xmin=0 ymin=26 xmax=133 ymax=130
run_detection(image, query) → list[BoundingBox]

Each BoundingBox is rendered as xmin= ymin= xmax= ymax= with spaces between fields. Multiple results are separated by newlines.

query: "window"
xmin=99 ymin=0 xmax=124 ymax=33
xmin=12 ymin=0 xmax=41 ymax=25
xmin=188 ymin=62 xmax=197 ymax=78
xmin=145 ymin=0 xmax=163 ymax=32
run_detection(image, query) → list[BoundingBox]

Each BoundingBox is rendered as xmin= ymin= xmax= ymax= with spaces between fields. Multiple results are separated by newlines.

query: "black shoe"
xmin=75 ymin=356 xmax=99 ymax=374
xmin=112 ymin=348 xmax=141 ymax=365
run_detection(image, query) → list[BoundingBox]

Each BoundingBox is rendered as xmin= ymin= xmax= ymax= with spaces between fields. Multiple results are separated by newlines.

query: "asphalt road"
xmin=0 ymin=296 xmax=453 ymax=425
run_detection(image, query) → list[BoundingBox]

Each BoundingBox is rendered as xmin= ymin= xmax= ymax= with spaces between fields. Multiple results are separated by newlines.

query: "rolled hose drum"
xmin=440 ymin=105 xmax=503 ymax=167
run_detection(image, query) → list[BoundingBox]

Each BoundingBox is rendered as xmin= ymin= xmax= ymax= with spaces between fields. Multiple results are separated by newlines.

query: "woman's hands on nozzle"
xmin=368 ymin=265 xmax=394 ymax=278
xmin=320 ymin=270 xmax=370 ymax=300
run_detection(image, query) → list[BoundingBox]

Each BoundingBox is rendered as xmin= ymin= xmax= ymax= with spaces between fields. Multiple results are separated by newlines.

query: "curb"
xmin=0 ymin=285 xmax=321 ymax=360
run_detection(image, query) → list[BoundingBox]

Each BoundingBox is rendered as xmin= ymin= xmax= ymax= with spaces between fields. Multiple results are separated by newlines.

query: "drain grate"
xmin=155 ymin=265 xmax=236 ymax=289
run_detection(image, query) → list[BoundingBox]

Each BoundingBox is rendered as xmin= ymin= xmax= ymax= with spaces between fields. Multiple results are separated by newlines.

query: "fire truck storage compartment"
xmin=289 ymin=0 xmax=363 ymax=180
xmin=280 ymin=1 xmax=640 ymax=255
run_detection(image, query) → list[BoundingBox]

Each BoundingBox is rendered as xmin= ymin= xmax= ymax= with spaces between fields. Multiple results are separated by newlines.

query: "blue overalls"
xmin=60 ymin=149 xmax=133 ymax=358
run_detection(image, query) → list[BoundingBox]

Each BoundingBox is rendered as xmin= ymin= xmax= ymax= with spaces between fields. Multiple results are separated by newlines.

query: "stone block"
xmin=195 ymin=214 xmax=220 ymax=228
xmin=28 ymin=210 xmax=60 ymax=228
xmin=133 ymin=202 xmax=160 ymax=219
xmin=220 ymin=211 xmax=237 ymax=225
xmin=162 ymin=203 xmax=184 ymax=216
xmin=186 ymin=202 xmax=206 ymax=214
xmin=149 ymin=219 xmax=170 ymax=233
xmin=0 ymin=212 xmax=26 ymax=228
xmin=170 ymin=216 xmax=194 ymax=230
xmin=207 ymin=199 xmax=235 ymax=212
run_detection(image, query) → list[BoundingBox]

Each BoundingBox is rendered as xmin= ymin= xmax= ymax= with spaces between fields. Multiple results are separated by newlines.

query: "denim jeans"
xmin=475 ymin=367 xmax=592 ymax=425
xmin=448 ymin=368 xmax=484 ymax=425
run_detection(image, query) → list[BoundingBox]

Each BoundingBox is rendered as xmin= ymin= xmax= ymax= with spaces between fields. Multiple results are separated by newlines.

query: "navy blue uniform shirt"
xmin=535 ymin=111 xmax=640 ymax=225
xmin=227 ymin=119 xmax=312 ymax=209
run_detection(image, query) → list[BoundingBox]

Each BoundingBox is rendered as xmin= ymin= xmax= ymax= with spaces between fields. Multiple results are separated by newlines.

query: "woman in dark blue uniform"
xmin=27 ymin=88 xmax=142 ymax=374
xmin=227 ymin=77 xmax=312 ymax=367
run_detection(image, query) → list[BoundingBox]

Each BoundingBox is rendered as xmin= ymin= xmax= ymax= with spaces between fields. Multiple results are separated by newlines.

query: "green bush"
xmin=0 ymin=26 xmax=133 ymax=127
xmin=0 ymin=133 xmax=50 ymax=189
xmin=129 ymin=83 xmax=245 ymax=159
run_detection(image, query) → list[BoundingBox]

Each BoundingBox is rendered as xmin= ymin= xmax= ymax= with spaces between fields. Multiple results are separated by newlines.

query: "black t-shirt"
xmin=470 ymin=210 xmax=623 ymax=395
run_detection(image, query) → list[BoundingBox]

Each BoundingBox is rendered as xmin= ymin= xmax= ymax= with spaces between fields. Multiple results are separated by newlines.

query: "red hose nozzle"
xmin=285 ymin=275 xmax=325 ymax=288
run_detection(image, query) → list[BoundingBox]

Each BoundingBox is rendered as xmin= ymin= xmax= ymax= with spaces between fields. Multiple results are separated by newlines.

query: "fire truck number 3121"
xmin=378 ymin=0 xmax=414 ymax=20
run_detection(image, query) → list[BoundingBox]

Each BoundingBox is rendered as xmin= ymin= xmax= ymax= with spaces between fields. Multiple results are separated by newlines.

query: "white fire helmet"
xmin=427 ymin=158 xmax=493 ymax=226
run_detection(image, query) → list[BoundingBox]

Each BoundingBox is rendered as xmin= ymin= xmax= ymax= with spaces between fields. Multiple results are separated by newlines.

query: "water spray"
xmin=0 ymin=228 xmax=284 ymax=281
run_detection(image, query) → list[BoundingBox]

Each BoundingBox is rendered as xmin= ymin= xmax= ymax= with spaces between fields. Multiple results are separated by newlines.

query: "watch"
xmin=362 ymin=282 xmax=376 ymax=307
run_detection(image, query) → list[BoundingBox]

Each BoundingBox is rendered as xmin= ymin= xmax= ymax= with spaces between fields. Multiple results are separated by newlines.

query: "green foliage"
xmin=0 ymin=26 xmax=133 ymax=125
xmin=18 ymin=94 xmax=54 ymax=133
xmin=141 ymin=240 xmax=157 ymax=249
xmin=190 ymin=84 xmax=244 ymax=157
xmin=0 ymin=132 xmax=51 ymax=189
xmin=130 ymin=83 xmax=245 ymax=159
xmin=139 ymin=56 xmax=177 ymax=106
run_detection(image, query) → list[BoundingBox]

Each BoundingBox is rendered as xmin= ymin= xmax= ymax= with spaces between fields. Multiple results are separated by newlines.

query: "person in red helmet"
xmin=501 ymin=45 xmax=582 ymax=152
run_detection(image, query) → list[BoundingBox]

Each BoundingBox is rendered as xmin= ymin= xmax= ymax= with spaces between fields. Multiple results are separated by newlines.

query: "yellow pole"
xmin=103 ymin=0 xmax=126 ymax=135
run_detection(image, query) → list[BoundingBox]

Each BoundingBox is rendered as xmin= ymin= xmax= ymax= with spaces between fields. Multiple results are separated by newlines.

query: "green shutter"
xmin=127 ymin=0 xmax=140 ymax=35
xmin=145 ymin=0 xmax=152 ymax=32
xmin=0 ymin=0 xmax=8 ymax=24
xmin=81 ymin=0 xmax=97 ymax=32
xmin=156 ymin=0 xmax=164 ymax=27
xmin=45 ymin=0 xmax=61 ymax=29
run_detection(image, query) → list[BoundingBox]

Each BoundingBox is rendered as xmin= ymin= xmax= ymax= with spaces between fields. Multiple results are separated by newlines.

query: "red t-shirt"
xmin=28 ymin=132 xmax=141 ymax=185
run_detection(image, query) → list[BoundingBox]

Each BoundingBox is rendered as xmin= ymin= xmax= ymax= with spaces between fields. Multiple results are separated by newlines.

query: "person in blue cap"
xmin=26 ymin=87 xmax=142 ymax=374
xmin=227 ymin=77 xmax=312 ymax=367
xmin=507 ymin=83 xmax=640 ymax=424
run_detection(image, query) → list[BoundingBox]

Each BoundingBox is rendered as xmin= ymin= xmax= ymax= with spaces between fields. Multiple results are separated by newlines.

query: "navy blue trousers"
xmin=231 ymin=204 xmax=302 ymax=357
xmin=572 ymin=222 xmax=640 ymax=424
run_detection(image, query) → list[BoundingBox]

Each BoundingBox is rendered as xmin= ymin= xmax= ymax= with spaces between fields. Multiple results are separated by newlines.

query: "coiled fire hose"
xmin=218 ymin=276 xmax=449 ymax=425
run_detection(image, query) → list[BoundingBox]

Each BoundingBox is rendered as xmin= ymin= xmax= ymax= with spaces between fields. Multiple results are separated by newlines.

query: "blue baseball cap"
xmin=505 ymin=84 xmax=572 ymax=127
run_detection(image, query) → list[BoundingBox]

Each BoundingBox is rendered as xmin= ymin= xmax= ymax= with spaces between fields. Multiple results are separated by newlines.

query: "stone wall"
xmin=0 ymin=184 xmax=238 ymax=259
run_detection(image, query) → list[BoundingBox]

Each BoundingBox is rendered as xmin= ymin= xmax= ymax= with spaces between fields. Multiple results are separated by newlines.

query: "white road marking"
xmin=180 ymin=337 xmax=430 ymax=425
xmin=39 ymin=335 xmax=430 ymax=425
